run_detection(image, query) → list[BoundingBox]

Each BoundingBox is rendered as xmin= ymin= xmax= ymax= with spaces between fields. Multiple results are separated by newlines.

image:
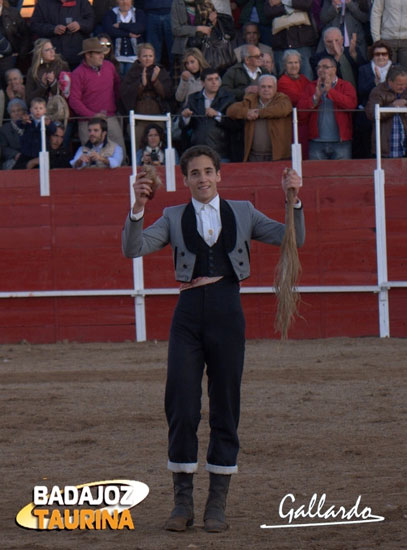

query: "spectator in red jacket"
xmin=278 ymin=49 xmax=311 ymax=158
xmin=297 ymin=54 xmax=357 ymax=159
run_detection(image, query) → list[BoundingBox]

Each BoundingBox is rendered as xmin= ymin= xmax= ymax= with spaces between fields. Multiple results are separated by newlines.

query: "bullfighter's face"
xmin=183 ymin=155 xmax=221 ymax=204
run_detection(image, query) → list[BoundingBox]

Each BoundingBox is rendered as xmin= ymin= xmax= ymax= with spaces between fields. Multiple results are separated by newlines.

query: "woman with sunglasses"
xmin=357 ymin=40 xmax=393 ymax=108
xmin=353 ymin=40 xmax=393 ymax=158
xmin=25 ymin=38 xmax=70 ymax=107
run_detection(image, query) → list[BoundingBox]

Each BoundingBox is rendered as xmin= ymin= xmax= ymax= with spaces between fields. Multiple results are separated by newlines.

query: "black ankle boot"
xmin=164 ymin=473 xmax=194 ymax=531
xmin=203 ymin=473 xmax=231 ymax=532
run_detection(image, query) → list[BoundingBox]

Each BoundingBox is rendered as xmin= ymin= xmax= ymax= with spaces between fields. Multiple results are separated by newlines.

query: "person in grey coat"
xmin=122 ymin=144 xmax=305 ymax=533
xmin=0 ymin=97 xmax=26 ymax=170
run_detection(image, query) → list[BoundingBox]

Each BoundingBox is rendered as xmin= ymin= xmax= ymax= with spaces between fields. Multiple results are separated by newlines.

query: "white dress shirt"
xmin=129 ymin=194 xmax=222 ymax=247
xmin=192 ymin=194 xmax=221 ymax=247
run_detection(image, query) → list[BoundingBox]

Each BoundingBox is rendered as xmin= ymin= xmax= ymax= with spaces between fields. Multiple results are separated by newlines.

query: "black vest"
xmin=181 ymin=200 xmax=237 ymax=280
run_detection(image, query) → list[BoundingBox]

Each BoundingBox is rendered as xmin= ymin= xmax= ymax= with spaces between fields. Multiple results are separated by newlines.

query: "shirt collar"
xmin=243 ymin=64 xmax=262 ymax=79
xmin=192 ymin=194 xmax=220 ymax=213
xmin=202 ymin=89 xmax=216 ymax=101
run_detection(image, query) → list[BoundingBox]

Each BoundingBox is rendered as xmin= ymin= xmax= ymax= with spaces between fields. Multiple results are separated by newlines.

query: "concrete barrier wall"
xmin=1 ymin=159 xmax=406 ymax=342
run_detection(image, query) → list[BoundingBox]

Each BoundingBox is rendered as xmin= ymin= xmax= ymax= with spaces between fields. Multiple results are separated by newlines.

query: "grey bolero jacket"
xmin=122 ymin=198 xmax=305 ymax=282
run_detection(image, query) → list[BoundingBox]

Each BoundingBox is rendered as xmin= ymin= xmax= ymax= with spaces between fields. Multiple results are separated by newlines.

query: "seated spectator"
xmin=354 ymin=40 xmax=392 ymax=158
xmin=26 ymin=123 xmax=71 ymax=169
xmin=365 ymin=65 xmax=407 ymax=158
xmin=297 ymin=55 xmax=357 ymax=159
xmin=0 ymin=97 xmax=26 ymax=170
xmin=69 ymin=37 xmax=126 ymax=157
xmin=170 ymin=0 xmax=235 ymax=73
xmin=264 ymin=0 xmax=318 ymax=80
xmin=102 ymin=0 xmax=146 ymax=78
xmin=234 ymin=23 xmax=273 ymax=62
xmin=13 ymin=97 xmax=57 ymax=170
xmin=261 ymin=51 xmax=275 ymax=74
xmin=136 ymin=122 xmax=179 ymax=165
xmin=25 ymin=39 xmax=70 ymax=107
xmin=97 ymin=32 xmax=121 ymax=75
xmin=175 ymin=47 xmax=209 ymax=106
xmin=0 ymin=0 xmax=31 ymax=87
xmin=145 ymin=0 xmax=173 ymax=68
xmin=221 ymin=44 xmax=269 ymax=100
xmin=235 ymin=0 xmax=272 ymax=46
xmin=371 ymin=0 xmax=407 ymax=69
xmin=311 ymin=26 xmax=365 ymax=88
xmin=5 ymin=68 xmax=25 ymax=104
xmin=277 ymin=49 xmax=311 ymax=158
xmin=30 ymin=0 xmax=95 ymax=70
xmin=120 ymin=42 xmax=173 ymax=143
xmin=180 ymin=67 xmax=234 ymax=160
xmin=318 ymin=0 xmax=370 ymax=60
xmin=226 ymin=74 xmax=292 ymax=161
xmin=70 ymin=116 xmax=124 ymax=168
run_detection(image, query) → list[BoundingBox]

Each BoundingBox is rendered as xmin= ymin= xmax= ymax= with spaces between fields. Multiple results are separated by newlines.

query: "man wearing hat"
xmin=69 ymin=37 xmax=126 ymax=157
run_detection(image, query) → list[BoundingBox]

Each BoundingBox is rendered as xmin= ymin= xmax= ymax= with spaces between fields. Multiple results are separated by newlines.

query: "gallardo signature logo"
xmin=16 ymin=479 xmax=149 ymax=530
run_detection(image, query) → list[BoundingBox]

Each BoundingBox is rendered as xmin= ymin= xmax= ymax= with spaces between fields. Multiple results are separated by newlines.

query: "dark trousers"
xmin=165 ymin=278 xmax=245 ymax=473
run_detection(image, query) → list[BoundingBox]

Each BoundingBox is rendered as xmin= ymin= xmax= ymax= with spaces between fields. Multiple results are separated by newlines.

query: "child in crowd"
xmin=13 ymin=97 xmax=56 ymax=170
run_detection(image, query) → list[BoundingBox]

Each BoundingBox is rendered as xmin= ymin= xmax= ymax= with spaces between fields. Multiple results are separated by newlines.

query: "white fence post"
xmin=127 ymin=111 xmax=177 ymax=341
xmin=374 ymin=103 xmax=390 ymax=337
xmin=165 ymin=113 xmax=176 ymax=191
xmin=129 ymin=110 xmax=146 ymax=342
xmin=291 ymin=107 xmax=302 ymax=179
xmin=39 ymin=115 xmax=50 ymax=196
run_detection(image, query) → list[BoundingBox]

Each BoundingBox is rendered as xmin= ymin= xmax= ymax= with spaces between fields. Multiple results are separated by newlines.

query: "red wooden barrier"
xmin=0 ymin=159 xmax=406 ymax=343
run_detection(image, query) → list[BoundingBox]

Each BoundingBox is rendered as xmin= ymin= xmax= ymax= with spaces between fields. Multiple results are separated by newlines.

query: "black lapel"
xmin=220 ymin=199 xmax=236 ymax=252
xmin=181 ymin=199 xmax=237 ymax=253
xmin=181 ymin=201 xmax=201 ymax=253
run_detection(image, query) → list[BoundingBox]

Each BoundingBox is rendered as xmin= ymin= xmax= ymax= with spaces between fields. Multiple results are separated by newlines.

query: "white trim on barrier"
xmin=3 ymin=282 xmax=407 ymax=300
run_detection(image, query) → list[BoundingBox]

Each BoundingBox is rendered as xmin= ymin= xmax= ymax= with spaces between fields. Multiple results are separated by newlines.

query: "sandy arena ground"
xmin=1 ymin=337 xmax=406 ymax=550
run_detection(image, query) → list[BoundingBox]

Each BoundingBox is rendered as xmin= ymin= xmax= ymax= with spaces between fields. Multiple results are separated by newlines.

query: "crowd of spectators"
xmin=0 ymin=0 xmax=407 ymax=170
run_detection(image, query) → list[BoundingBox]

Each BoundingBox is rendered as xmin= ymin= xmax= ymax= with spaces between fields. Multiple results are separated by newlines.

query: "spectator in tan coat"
xmin=226 ymin=74 xmax=292 ymax=162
